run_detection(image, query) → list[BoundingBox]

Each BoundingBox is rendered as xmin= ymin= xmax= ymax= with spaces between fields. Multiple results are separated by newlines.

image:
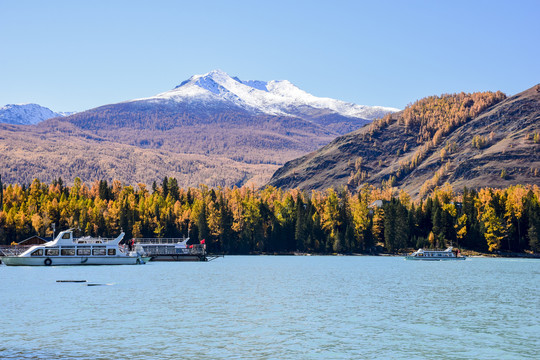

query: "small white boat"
xmin=405 ymin=246 xmax=466 ymax=261
xmin=0 ymin=229 xmax=149 ymax=266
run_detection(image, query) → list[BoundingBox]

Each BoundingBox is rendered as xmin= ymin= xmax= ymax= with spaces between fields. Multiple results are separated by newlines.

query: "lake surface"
xmin=1 ymin=256 xmax=538 ymax=359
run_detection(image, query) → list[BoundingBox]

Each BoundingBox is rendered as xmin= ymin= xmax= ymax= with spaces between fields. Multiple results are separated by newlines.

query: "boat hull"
xmin=405 ymin=256 xmax=467 ymax=261
xmin=148 ymin=254 xmax=206 ymax=261
xmin=0 ymin=255 xmax=145 ymax=266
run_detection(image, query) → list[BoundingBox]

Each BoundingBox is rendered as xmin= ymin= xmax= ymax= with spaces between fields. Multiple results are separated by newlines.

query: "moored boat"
xmin=0 ymin=229 xmax=149 ymax=266
xmin=405 ymin=246 xmax=466 ymax=261
xmin=133 ymin=237 xmax=209 ymax=261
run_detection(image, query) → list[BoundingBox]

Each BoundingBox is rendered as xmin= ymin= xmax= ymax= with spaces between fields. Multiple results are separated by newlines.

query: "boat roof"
xmin=416 ymin=247 xmax=454 ymax=253
xmin=45 ymin=229 xmax=125 ymax=247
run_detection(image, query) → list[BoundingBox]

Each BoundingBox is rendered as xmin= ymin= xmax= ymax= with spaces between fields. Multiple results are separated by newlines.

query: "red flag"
xmin=200 ymin=239 xmax=205 ymax=244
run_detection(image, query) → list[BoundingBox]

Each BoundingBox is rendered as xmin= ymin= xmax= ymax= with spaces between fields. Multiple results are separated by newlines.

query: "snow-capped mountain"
xmin=133 ymin=70 xmax=399 ymax=121
xmin=0 ymin=71 xmax=401 ymax=189
xmin=0 ymin=103 xmax=74 ymax=125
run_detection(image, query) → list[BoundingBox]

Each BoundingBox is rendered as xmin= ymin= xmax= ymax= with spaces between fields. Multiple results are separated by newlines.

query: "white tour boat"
xmin=0 ymin=229 xmax=149 ymax=266
xmin=405 ymin=246 xmax=466 ymax=261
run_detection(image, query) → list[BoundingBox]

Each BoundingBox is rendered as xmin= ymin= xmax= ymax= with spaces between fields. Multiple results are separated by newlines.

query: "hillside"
xmin=0 ymin=71 xmax=397 ymax=187
xmin=268 ymin=84 xmax=540 ymax=197
xmin=0 ymin=121 xmax=274 ymax=188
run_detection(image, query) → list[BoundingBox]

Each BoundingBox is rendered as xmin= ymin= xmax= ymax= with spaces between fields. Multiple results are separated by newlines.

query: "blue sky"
xmin=1 ymin=0 xmax=538 ymax=112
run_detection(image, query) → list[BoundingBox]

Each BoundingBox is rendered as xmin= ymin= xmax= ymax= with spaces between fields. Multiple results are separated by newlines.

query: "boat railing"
xmin=75 ymin=237 xmax=117 ymax=244
xmin=0 ymin=245 xmax=33 ymax=256
xmin=135 ymin=243 xmax=205 ymax=256
xmin=133 ymin=238 xmax=188 ymax=245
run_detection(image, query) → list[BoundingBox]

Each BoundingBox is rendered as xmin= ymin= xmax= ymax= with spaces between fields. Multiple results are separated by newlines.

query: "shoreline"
xmin=208 ymin=251 xmax=540 ymax=259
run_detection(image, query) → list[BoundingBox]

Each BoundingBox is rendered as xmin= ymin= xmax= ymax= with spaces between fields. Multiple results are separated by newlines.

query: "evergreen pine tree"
xmin=304 ymin=199 xmax=315 ymax=251
xmin=311 ymin=212 xmax=324 ymax=252
xmin=333 ymin=229 xmax=345 ymax=253
xmin=384 ymin=202 xmax=397 ymax=252
xmin=162 ymin=176 xmax=169 ymax=198
xmin=164 ymin=207 xmax=176 ymax=238
xmin=344 ymin=225 xmax=354 ymax=253
xmin=528 ymin=224 xmax=539 ymax=253
xmin=98 ymin=180 xmax=110 ymax=200
xmin=432 ymin=204 xmax=443 ymax=246
xmin=526 ymin=197 xmax=540 ymax=253
xmin=0 ymin=174 xmax=3 ymax=211
xmin=198 ymin=199 xmax=209 ymax=242
xmin=58 ymin=177 xmax=64 ymax=193
xmin=294 ymin=197 xmax=306 ymax=251
xmin=395 ymin=202 xmax=409 ymax=250
xmin=168 ymin=177 xmax=179 ymax=201
xmin=407 ymin=203 xmax=416 ymax=247
xmin=218 ymin=194 xmax=233 ymax=253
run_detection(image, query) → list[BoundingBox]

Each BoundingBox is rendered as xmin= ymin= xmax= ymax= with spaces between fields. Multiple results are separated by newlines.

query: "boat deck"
xmin=133 ymin=238 xmax=217 ymax=262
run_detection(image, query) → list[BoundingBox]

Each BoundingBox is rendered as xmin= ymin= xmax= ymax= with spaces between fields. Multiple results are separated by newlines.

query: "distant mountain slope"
xmin=0 ymin=121 xmax=276 ymax=188
xmin=133 ymin=70 xmax=399 ymax=133
xmin=268 ymin=84 xmax=540 ymax=197
xmin=61 ymin=70 xmax=398 ymax=140
xmin=0 ymin=71 xmax=398 ymax=187
xmin=0 ymin=103 xmax=73 ymax=125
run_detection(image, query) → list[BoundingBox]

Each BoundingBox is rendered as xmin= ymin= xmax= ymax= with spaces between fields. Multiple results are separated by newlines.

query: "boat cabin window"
xmin=77 ymin=248 xmax=91 ymax=256
xmin=45 ymin=248 xmax=59 ymax=256
xmin=62 ymin=233 xmax=71 ymax=239
xmin=31 ymin=249 xmax=44 ymax=256
xmin=108 ymin=249 xmax=116 ymax=256
xmin=93 ymin=248 xmax=106 ymax=256
xmin=61 ymin=248 xmax=75 ymax=256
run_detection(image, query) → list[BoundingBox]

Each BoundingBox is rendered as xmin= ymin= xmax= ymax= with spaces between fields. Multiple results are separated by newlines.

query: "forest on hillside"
xmin=271 ymin=89 xmax=540 ymax=196
xmin=1 ymin=176 xmax=539 ymax=254
xmin=348 ymin=91 xmax=512 ymax=192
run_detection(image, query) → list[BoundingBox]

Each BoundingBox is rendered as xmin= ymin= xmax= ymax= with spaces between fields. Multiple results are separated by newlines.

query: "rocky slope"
xmin=268 ymin=84 xmax=540 ymax=197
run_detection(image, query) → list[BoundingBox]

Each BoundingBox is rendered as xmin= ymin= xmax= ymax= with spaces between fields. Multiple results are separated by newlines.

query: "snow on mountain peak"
xmin=137 ymin=70 xmax=399 ymax=120
xmin=0 ymin=103 xmax=73 ymax=125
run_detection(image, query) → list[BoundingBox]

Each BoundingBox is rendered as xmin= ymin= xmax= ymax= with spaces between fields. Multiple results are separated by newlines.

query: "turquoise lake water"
xmin=1 ymin=256 xmax=539 ymax=359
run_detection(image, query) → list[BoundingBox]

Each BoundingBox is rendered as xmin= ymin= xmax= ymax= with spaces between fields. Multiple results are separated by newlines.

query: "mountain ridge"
xmin=0 ymin=103 xmax=73 ymax=125
xmin=268 ymin=84 xmax=540 ymax=197
xmin=133 ymin=69 xmax=399 ymax=122
xmin=0 ymin=71 xmax=398 ymax=187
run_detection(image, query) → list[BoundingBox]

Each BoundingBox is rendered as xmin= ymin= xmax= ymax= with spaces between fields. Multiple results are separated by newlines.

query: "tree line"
xmin=0 ymin=176 xmax=539 ymax=254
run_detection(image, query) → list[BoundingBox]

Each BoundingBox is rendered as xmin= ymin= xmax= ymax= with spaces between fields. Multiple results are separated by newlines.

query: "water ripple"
xmin=1 ymin=256 xmax=538 ymax=359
